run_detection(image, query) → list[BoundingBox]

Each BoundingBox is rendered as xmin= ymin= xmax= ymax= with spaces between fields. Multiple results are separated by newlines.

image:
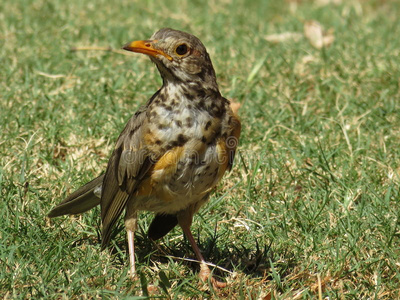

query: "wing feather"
xmin=100 ymin=106 xmax=152 ymax=248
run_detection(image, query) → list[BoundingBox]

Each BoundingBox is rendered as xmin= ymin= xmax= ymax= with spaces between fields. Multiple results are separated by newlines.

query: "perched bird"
xmin=48 ymin=28 xmax=241 ymax=288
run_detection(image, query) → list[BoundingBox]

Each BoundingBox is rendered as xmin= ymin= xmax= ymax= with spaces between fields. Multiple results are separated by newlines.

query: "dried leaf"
xmin=264 ymin=32 xmax=302 ymax=43
xmin=304 ymin=20 xmax=335 ymax=49
xmin=304 ymin=20 xmax=324 ymax=49
xmin=262 ymin=292 xmax=272 ymax=300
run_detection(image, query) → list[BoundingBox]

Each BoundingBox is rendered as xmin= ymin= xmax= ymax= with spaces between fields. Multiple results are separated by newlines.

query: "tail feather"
xmin=48 ymin=174 xmax=104 ymax=218
xmin=148 ymin=213 xmax=178 ymax=240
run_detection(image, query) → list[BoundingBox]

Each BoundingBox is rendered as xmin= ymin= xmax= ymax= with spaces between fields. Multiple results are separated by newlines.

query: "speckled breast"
xmin=134 ymin=89 xmax=231 ymax=214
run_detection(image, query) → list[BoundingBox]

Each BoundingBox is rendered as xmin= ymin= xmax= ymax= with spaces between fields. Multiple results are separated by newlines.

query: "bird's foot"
xmin=128 ymin=263 xmax=138 ymax=281
xmin=129 ymin=272 xmax=138 ymax=280
xmin=199 ymin=263 xmax=226 ymax=288
xmin=129 ymin=271 xmax=139 ymax=281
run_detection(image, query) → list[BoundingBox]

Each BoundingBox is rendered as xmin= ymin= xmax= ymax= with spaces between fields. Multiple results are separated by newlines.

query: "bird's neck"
xmin=159 ymin=80 xmax=222 ymax=107
xmin=163 ymin=78 xmax=220 ymax=97
xmin=148 ymin=80 xmax=227 ymax=122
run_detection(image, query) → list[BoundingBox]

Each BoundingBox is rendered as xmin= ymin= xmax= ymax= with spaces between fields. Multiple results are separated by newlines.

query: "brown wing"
xmin=100 ymin=106 xmax=152 ymax=249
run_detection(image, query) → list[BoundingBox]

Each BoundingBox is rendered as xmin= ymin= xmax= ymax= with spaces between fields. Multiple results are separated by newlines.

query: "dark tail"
xmin=48 ymin=174 xmax=104 ymax=217
xmin=148 ymin=213 xmax=178 ymax=240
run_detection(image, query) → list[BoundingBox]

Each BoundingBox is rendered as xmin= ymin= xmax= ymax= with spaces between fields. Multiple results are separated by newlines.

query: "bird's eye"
xmin=175 ymin=44 xmax=189 ymax=56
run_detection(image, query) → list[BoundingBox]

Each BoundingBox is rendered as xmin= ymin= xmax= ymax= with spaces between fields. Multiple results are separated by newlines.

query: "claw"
xmin=199 ymin=263 xmax=227 ymax=288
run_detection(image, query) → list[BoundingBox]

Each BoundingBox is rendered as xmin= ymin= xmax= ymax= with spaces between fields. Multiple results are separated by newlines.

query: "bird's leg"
xmin=178 ymin=211 xmax=227 ymax=288
xmin=126 ymin=228 xmax=136 ymax=277
xmin=125 ymin=204 xmax=137 ymax=279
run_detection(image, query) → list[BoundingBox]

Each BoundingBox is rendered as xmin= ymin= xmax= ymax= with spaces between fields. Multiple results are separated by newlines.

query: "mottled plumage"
xmin=48 ymin=28 xmax=241 ymax=288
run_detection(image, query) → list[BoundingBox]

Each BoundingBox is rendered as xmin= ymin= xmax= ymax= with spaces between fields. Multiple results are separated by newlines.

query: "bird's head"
xmin=123 ymin=28 xmax=217 ymax=88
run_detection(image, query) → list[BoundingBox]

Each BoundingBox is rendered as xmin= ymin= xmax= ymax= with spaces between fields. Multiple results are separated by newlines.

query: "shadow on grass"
xmin=103 ymin=222 xmax=294 ymax=281
xmin=67 ymin=212 xmax=297 ymax=288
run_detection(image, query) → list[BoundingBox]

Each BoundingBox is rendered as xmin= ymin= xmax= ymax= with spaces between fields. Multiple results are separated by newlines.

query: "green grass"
xmin=1 ymin=0 xmax=400 ymax=298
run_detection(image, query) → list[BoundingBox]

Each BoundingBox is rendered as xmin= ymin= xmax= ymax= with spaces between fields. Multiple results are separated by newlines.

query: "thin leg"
xmin=127 ymin=229 xmax=136 ymax=278
xmin=125 ymin=207 xmax=137 ymax=279
xmin=180 ymin=222 xmax=206 ymax=263
xmin=178 ymin=212 xmax=227 ymax=288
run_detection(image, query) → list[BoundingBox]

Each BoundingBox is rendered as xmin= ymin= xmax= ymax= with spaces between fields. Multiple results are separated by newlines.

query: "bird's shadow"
xmin=69 ymin=213 xmax=296 ymax=283
xmin=103 ymin=220 xmax=282 ymax=280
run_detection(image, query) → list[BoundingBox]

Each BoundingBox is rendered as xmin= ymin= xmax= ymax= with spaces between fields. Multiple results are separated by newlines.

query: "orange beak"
xmin=122 ymin=40 xmax=172 ymax=61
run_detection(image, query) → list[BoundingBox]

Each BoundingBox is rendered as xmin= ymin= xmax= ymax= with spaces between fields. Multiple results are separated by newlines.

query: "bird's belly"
xmin=136 ymin=144 xmax=222 ymax=214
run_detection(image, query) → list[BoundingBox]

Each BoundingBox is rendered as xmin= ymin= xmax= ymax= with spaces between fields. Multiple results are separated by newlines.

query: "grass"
xmin=1 ymin=0 xmax=400 ymax=298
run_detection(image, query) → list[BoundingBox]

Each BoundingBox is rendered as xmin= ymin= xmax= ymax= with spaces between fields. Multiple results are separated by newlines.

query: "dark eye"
xmin=175 ymin=44 xmax=189 ymax=56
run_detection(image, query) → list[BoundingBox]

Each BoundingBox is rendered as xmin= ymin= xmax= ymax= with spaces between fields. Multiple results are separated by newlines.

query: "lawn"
xmin=1 ymin=0 xmax=400 ymax=299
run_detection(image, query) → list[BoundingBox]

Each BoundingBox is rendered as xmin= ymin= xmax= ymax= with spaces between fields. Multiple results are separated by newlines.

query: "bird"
xmin=48 ymin=28 xmax=241 ymax=288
